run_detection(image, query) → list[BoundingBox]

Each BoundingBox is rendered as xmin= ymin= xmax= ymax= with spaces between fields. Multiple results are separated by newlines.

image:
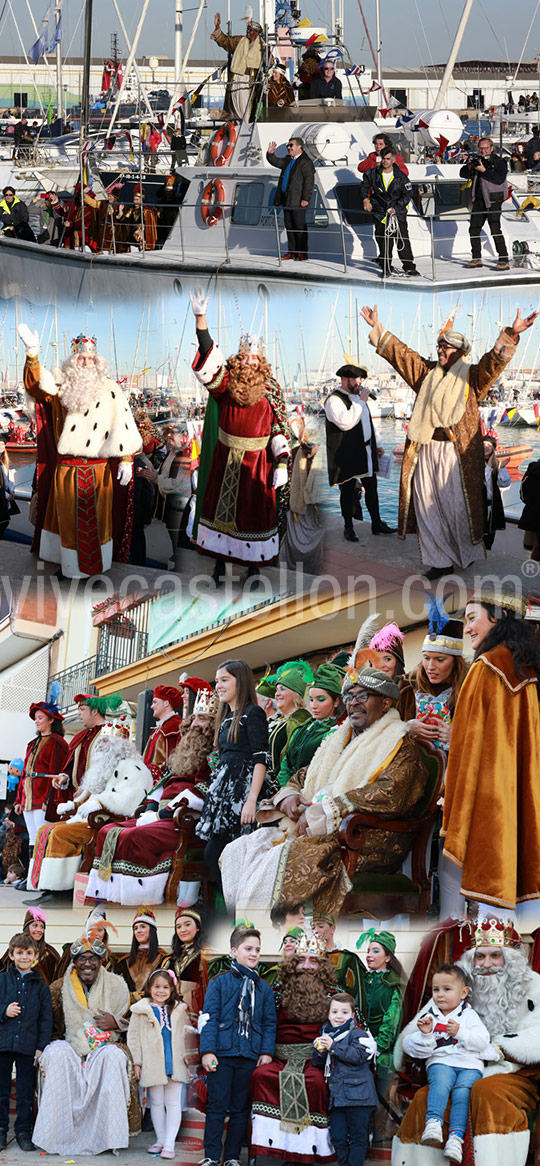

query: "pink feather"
xmin=369 ymin=623 xmax=404 ymax=652
xmin=26 ymin=906 xmax=47 ymax=924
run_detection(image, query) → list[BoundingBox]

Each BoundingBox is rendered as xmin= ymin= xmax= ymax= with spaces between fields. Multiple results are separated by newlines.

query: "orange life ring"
xmin=201 ymin=178 xmax=225 ymax=226
xmin=210 ymin=121 xmax=238 ymax=167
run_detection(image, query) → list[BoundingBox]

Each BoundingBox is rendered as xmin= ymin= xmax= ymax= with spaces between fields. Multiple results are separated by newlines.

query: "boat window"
xmin=335 ymin=184 xmax=372 ymax=225
xmin=305 ymin=186 xmax=329 ymax=228
xmin=232 ymin=182 xmax=265 ymax=225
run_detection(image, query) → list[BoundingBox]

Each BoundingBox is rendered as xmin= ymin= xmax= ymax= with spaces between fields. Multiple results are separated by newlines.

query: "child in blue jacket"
xmin=0 ymin=931 xmax=53 ymax=1152
xmin=312 ymin=992 xmax=378 ymax=1166
xmin=199 ymin=924 xmax=277 ymax=1166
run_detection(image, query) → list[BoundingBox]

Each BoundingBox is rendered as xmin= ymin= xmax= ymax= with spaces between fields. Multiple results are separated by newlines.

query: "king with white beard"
xmin=18 ymin=322 xmax=141 ymax=577
xmin=393 ymin=918 xmax=540 ymax=1166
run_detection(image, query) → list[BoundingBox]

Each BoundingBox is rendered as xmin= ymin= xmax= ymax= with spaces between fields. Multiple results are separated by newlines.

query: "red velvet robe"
xmin=18 ymin=733 xmax=70 ymax=811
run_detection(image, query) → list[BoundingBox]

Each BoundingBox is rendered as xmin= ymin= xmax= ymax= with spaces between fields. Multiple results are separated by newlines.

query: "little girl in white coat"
xmin=127 ymin=968 xmax=189 ymax=1159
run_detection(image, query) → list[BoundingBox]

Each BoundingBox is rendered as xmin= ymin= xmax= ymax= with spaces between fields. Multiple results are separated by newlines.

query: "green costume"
xmin=276 ymin=716 xmax=338 ymax=787
xmin=326 ymin=947 xmax=364 ymax=1005
xmin=358 ymin=964 xmax=404 ymax=1070
xmin=268 ymin=708 xmax=311 ymax=776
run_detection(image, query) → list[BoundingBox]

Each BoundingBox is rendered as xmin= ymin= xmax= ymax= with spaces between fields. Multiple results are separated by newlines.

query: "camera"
xmin=469 ymin=154 xmax=482 ymax=167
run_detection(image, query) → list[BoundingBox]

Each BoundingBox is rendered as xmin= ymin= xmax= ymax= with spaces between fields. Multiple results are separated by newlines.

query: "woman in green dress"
xmin=356 ymin=928 xmax=407 ymax=1136
xmin=256 ymin=660 xmax=315 ymax=779
xmin=275 ymin=663 xmax=345 ymax=788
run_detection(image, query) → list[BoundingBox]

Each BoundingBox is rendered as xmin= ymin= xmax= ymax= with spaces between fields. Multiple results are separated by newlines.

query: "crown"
xmin=192 ymin=689 xmax=218 ymax=716
xmin=296 ymin=932 xmax=327 ymax=958
xmin=100 ymin=715 xmax=132 ymax=740
xmin=71 ymin=334 xmax=97 ymax=355
xmin=470 ymin=917 xmax=521 ymax=949
xmin=238 ymin=332 xmax=263 ymax=357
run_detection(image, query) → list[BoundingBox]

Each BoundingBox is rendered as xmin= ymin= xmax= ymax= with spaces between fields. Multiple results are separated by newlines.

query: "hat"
xmin=256 ymin=667 xmax=277 ymax=698
xmin=312 ymin=912 xmax=336 ymax=927
xmin=469 ymin=586 xmax=527 ymax=618
xmin=75 ymin=692 xmax=123 ymax=716
xmin=343 ymin=665 xmax=400 ymax=702
xmin=470 ymin=917 xmax=521 ymax=949
xmin=275 ymin=660 xmax=314 ymax=697
xmin=84 ymin=905 xmax=108 ymax=939
xmin=9 ymin=759 xmax=24 ymax=774
xmin=310 ymin=664 xmax=343 ymax=697
xmin=422 ymin=598 xmax=463 ymax=656
xmin=175 ymin=906 xmax=202 ymax=926
xmin=336 ymin=363 xmax=368 ymax=379
xmin=71 ymin=334 xmax=97 ymax=356
xmin=29 ymin=701 xmax=64 ymax=722
xmin=328 ymin=650 xmax=350 ymax=674
xmin=23 ymin=907 xmax=47 ymax=929
xmin=70 ymin=937 xmax=107 ymax=960
xmin=369 ymin=623 xmax=405 ymax=665
xmin=178 ymin=675 xmax=214 ymax=697
xmin=246 ymin=19 xmax=263 ymax=32
xmin=133 ymin=907 xmax=158 ymax=930
xmin=154 ymin=685 xmax=183 ymax=711
xmin=438 ymin=329 xmax=470 ymax=354
xmin=356 ymin=927 xmax=396 ymax=955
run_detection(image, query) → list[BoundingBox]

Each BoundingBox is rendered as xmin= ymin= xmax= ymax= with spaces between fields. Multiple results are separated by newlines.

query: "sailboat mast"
xmin=175 ymin=0 xmax=184 ymax=92
xmin=55 ymin=0 xmax=63 ymax=120
xmin=434 ymin=0 xmax=475 ymax=109
xmin=375 ymin=0 xmax=382 ymax=99
xmin=81 ymin=0 xmax=93 ymax=140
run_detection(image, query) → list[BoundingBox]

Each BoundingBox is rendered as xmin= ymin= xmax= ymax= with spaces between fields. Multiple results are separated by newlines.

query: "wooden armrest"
xmin=172 ymin=800 xmax=202 ymax=828
xmin=86 ymin=810 xmax=126 ymax=831
xmin=338 ymin=808 xmax=435 ymax=851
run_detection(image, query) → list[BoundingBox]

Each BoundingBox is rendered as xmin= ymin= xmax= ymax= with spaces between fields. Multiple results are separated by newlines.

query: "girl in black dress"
xmin=195 ymin=658 xmax=269 ymax=895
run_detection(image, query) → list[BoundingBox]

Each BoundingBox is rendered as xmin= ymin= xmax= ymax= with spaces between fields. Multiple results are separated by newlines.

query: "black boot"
xmin=344 ymin=524 xmax=359 ymax=543
xmin=212 ymin=559 xmax=226 ymax=586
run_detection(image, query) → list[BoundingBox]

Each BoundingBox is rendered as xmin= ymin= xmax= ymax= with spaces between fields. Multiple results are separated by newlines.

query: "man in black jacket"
xmin=0 ymin=932 xmax=53 ymax=1151
xmin=0 ymin=186 xmax=36 ymax=242
xmin=324 ymin=361 xmax=395 ymax=541
xmin=360 ymin=147 xmax=419 ymax=277
xmin=310 ymin=61 xmax=343 ymax=99
xmin=267 ymin=136 xmax=315 ymax=261
xmin=459 ymin=137 xmax=509 ymax=269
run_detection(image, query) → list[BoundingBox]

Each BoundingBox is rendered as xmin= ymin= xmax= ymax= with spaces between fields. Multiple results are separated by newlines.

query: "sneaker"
xmin=444 ymin=1134 xmax=463 ymax=1162
xmin=224 ymin=1160 xmax=242 ymax=1166
xmin=148 ymin=1143 xmax=164 ymax=1154
xmin=465 ymin=258 xmax=482 ymax=268
xmin=199 ymin=1160 xmax=220 ymax=1166
xmin=421 ymin=1119 xmax=444 ymax=1147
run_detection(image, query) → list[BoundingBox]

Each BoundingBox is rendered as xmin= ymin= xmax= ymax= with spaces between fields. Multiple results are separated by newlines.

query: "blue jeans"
xmin=329 ymin=1105 xmax=373 ymax=1166
xmin=426 ymin=1063 xmax=482 ymax=1139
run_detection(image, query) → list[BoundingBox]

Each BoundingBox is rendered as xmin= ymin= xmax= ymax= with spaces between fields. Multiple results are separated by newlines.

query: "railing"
xmin=95 ymin=607 xmax=151 ymax=676
xmin=48 ymin=655 xmax=99 ymax=713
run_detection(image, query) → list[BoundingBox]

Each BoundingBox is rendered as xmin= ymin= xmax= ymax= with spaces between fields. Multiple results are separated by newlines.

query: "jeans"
xmin=426 ymin=1063 xmax=482 ymax=1138
xmin=329 ymin=1105 xmax=372 ymax=1166
xmin=0 ymin=1051 xmax=35 ymax=1135
xmin=204 ymin=1055 xmax=255 ymax=1161
xmin=374 ymin=216 xmax=416 ymax=271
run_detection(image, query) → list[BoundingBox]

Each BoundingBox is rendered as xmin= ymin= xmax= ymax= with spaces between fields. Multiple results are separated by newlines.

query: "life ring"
xmin=201 ymin=178 xmax=225 ymax=227
xmin=209 ymin=121 xmax=238 ymax=167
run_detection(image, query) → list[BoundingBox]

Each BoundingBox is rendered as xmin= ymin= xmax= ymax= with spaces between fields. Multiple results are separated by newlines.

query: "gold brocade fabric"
xmin=441 ymin=643 xmax=540 ymax=908
xmin=214 ymin=429 xmax=269 ymax=532
xmin=275 ymin=1042 xmax=313 ymax=1132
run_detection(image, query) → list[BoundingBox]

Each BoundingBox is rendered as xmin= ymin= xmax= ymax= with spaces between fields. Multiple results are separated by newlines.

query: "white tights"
xmin=23 ymin=809 xmax=46 ymax=846
xmin=148 ymin=1080 xmax=182 ymax=1152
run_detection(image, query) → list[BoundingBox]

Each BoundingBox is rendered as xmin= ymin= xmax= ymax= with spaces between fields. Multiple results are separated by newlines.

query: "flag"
xmin=435 ymin=135 xmax=449 ymax=157
xmin=28 ymin=27 xmax=48 ymax=64
xmin=47 ymin=14 xmax=62 ymax=52
xmin=369 ymin=81 xmax=382 ymax=93
xmin=345 ymin=64 xmax=364 ymax=76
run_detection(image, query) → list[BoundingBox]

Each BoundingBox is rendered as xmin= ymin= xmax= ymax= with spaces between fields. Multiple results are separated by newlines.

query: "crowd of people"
xmin=0 ymin=905 xmax=539 ymax=1165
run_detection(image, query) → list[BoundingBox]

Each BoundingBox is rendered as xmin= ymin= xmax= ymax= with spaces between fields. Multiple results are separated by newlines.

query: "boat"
xmin=392 ymin=441 xmax=533 ymax=480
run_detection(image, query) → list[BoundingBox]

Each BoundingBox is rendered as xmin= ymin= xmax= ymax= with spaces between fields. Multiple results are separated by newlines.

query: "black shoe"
xmin=372 ymin=522 xmax=396 ymax=535
xmin=22 ymin=890 xmax=70 ymax=905
xmin=404 ymin=267 xmax=420 ymax=277
xmin=344 ymin=525 xmax=359 ymax=543
xmin=16 ymin=1134 xmax=35 ymax=1151
xmin=212 ymin=560 xmax=225 ymax=586
xmin=423 ymin=565 xmax=455 ymax=580
xmin=0 ymin=1131 xmax=6 ymax=1151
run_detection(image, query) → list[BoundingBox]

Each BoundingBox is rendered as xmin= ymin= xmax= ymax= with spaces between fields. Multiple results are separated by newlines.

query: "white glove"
xmin=168 ymin=788 xmax=204 ymax=812
xmin=117 ymin=461 xmax=133 ymax=486
xmin=18 ymin=323 xmax=39 ymax=354
xmin=136 ymin=811 xmax=159 ymax=827
xmin=358 ymin=1033 xmax=378 ymax=1061
xmin=272 ymin=464 xmax=288 ymax=489
xmin=190 ymin=287 xmax=209 ymax=317
xmin=57 ymin=800 xmax=75 ymax=816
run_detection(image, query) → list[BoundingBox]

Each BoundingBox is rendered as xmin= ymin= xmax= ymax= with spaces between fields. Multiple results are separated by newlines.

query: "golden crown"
xmin=471 ymin=917 xmax=521 ymax=948
xmin=192 ymin=689 xmax=218 ymax=716
xmin=296 ymin=932 xmax=327 ymax=958
xmin=71 ymin=334 xmax=97 ymax=354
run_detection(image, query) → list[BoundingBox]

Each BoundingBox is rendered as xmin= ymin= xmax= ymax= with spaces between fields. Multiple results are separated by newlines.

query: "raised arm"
xmin=360 ymin=304 xmax=431 ymax=391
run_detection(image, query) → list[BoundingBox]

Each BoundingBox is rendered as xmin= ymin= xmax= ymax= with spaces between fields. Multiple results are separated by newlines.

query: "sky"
xmin=2 ymin=282 xmax=539 ymax=388
xmin=2 ymin=0 xmax=540 ymax=70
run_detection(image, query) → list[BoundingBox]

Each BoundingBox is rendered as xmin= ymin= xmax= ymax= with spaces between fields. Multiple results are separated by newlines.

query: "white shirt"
xmin=324 ymin=393 xmax=377 ymax=477
xmin=402 ymin=1000 xmax=498 ymax=1072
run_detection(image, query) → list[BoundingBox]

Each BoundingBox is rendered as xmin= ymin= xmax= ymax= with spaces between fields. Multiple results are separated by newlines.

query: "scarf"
xmin=231 ymin=959 xmax=258 ymax=1040
xmin=62 ymin=965 xmax=128 ymax=1057
xmin=320 ymin=1017 xmax=355 ymax=1080
xmin=406 ymin=357 xmax=470 ymax=444
xmin=302 ymin=709 xmax=408 ymax=804
xmin=231 ymin=34 xmax=262 ymax=76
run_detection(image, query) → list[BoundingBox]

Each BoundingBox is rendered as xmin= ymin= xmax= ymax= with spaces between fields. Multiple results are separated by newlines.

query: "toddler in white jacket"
xmin=402 ymin=963 xmax=499 ymax=1164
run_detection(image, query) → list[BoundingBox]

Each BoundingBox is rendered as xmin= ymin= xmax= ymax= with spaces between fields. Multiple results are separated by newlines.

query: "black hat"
xmin=336 ymin=363 xmax=368 ymax=379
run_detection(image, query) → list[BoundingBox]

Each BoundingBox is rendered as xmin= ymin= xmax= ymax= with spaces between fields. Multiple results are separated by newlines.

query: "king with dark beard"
xmin=189 ymin=289 xmax=291 ymax=582
xmin=249 ymin=936 xmax=338 ymax=1163
xmin=18 ymin=322 xmax=141 ymax=577
xmin=86 ymin=692 xmax=216 ymax=906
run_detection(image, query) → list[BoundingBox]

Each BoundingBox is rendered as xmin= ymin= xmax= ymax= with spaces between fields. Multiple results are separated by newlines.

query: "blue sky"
xmin=2 ymin=0 xmax=540 ymax=70
xmin=3 ymin=283 xmax=539 ymax=388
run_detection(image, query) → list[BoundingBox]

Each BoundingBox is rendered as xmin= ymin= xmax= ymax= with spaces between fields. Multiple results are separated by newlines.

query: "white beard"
xmin=58 ymin=354 xmax=109 ymax=412
xmin=77 ymin=737 xmax=140 ymax=798
xmin=458 ymin=948 xmax=535 ymax=1035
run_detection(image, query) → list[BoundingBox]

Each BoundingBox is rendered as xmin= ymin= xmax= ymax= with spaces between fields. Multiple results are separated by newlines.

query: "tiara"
xmin=71 ymin=334 xmax=97 ymax=354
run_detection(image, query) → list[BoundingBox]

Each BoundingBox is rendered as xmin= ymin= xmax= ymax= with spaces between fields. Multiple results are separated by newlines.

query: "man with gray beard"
xmin=393 ymin=918 xmax=540 ymax=1166
xmin=18 ymin=322 xmax=141 ymax=576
